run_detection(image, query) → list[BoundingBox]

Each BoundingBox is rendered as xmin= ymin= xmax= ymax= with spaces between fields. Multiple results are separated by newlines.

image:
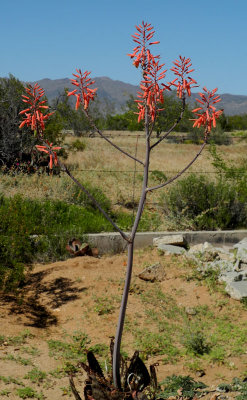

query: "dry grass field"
xmin=1 ymin=131 xmax=247 ymax=213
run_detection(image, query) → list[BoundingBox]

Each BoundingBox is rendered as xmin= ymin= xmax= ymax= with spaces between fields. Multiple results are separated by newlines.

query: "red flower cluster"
xmin=68 ymin=69 xmax=97 ymax=110
xmin=19 ymin=84 xmax=61 ymax=169
xmin=171 ymin=56 xmax=198 ymax=98
xmin=36 ymin=141 xmax=61 ymax=169
xmin=19 ymin=84 xmax=53 ymax=133
xmin=128 ymin=22 xmax=171 ymax=122
xmin=192 ymin=87 xmax=223 ymax=133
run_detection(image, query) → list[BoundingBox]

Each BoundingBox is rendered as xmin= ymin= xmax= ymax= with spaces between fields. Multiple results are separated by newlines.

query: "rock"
xmin=188 ymin=243 xmax=204 ymax=254
xmin=234 ymin=259 xmax=241 ymax=271
xmin=203 ymin=241 xmax=215 ymax=250
xmin=185 ymin=307 xmax=197 ymax=315
xmin=225 ymin=280 xmax=247 ymax=300
xmin=207 ymin=260 xmax=235 ymax=274
xmin=202 ymin=251 xmax=219 ymax=262
xmin=185 ymin=239 xmax=247 ymax=300
xmin=157 ymin=244 xmax=186 ymax=255
xmin=234 ymin=260 xmax=247 ymax=272
xmin=138 ymin=263 xmax=166 ymax=282
xmin=195 ymin=370 xmax=205 ymax=378
xmin=234 ymin=237 xmax=247 ymax=263
xmin=189 ymin=242 xmax=219 ymax=261
xmin=217 ymin=250 xmax=235 ymax=262
xmin=153 ymin=234 xmax=187 ymax=248
xmin=219 ymin=271 xmax=243 ymax=285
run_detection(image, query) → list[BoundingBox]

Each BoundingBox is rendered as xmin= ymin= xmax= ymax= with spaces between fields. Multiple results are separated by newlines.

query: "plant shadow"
xmin=1 ymin=269 xmax=87 ymax=328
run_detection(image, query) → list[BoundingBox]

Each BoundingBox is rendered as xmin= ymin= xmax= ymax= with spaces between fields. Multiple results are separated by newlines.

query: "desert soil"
xmin=0 ymin=247 xmax=246 ymax=399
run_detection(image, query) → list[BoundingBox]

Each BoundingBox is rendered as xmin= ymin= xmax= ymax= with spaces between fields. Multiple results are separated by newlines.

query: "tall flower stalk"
xmin=19 ymin=21 xmax=223 ymax=390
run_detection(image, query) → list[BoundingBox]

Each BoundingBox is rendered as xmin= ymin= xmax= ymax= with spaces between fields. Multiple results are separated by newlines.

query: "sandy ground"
xmin=0 ymin=248 xmax=246 ymax=399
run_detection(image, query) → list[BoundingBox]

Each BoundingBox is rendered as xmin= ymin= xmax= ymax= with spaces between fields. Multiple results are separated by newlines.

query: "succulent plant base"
xmin=70 ymin=340 xmax=158 ymax=400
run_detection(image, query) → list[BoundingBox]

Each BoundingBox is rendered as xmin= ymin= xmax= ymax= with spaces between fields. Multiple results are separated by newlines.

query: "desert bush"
xmin=188 ymin=124 xmax=232 ymax=146
xmin=182 ymin=327 xmax=211 ymax=356
xmin=209 ymin=126 xmax=232 ymax=145
xmin=69 ymin=139 xmax=86 ymax=152
xmin=68 ymin=181 xmax=111 ymax=212
xmin=162 ymin=173 xmax=247 ymax=230
xmin=150 ymin=170 xmax=167 ymax=183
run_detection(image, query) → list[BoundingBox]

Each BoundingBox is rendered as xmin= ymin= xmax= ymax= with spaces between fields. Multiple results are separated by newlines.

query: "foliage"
xmin=0 ymin=76 xmax=67 ymax=172
xmin=24 ymin=368 xmax=47 ymax=383
xmin=105 ymin=96 xmax=144 ymax=131
xmin=182 ymin=327 xmax=211 ymax=356
xmin=16 ymin=386 xmax=44 ymax=399
xmin=222 ymin=112 xmax=247 ymax=131
xmin=69 ymin=138 xmax=86 ymax=152
xmin=93 ymin=295 xmax=116 ymax=315
xmin=51 ymin=89 xmax=105 ymax=135
xmin=209 ymin=123 xmax=232 ymax=145
xmin=0 ymin=75 xmax=36 ymax=169
xmin=47 ymin=330 xmax=90 ymax=371
xmin=162 ymin=171 xmax=247 ymax=230
xmin=0 ymin=193 xmax=101 ymax=290
xmin=68 ymin=180 xmax=111 ymax=212
xmin=159 ymin=375 xmax=207 ymax=399
xmin=150 ymin=170 xmax=167 ymax=183
xmin=155 ymin=93 xmax=193 ymax=134
xmin=232 ymin=378 xmax=247 ymax=400
xmin=134 ymin=330 xmax=180 ymax=361
xmin=0 ymin=190 xmax=161 ymax=291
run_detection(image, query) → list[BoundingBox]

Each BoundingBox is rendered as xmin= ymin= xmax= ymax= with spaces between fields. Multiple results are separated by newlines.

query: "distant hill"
xmin=33 ymin=77 xmax=247 ymax=116
xmin=34 ymin=77 xmax=139 ymax=114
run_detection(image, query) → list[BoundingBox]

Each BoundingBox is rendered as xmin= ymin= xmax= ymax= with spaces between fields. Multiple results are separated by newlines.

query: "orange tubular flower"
xmin=128 ymin=21 xmax=171 ymax=123
xmin=36 ymin=141 xmax=61 ymax=169
xmin=192 ymin=87 xmax=223 ymax=135
xmin=19 ymin=84 xmax=62 ymax=169
xmin=170 ymin=55 xmax=198 ymax=98
xmin=68 ymin=69 xmax=97 ymax=110
xmin=19 ymin=83 xmax=53 ymax=135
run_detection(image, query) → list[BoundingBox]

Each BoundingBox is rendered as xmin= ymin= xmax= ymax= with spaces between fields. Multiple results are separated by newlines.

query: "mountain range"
xmin=34 ymin=77 xmax=247 ymax=116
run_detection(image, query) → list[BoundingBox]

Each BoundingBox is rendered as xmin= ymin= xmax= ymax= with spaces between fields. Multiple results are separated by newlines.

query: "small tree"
xmin=19 ymin=21 xmax=222 ymax=395
xmin=0 ymin=75 xmax=36 ymax=168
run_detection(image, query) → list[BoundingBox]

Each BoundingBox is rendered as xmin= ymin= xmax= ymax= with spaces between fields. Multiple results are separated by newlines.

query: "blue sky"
xmin=1 ymin=0 xmax=247 ymax=94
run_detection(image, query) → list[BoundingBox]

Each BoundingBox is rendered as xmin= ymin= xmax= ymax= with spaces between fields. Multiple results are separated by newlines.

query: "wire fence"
xmin=62 ymin=168 xmax=243 ymax=175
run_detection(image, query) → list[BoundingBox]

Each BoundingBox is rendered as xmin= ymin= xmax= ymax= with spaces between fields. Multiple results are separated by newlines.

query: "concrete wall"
xmin=87 ymin=230 xmax=247 ymax=254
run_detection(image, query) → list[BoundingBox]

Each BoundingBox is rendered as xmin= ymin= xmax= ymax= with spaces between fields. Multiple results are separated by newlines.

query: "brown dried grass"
xmin=1 ymin=131 xmax=247 ymax=210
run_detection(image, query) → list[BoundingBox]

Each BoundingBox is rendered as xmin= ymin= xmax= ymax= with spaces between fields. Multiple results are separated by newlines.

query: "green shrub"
xmin=150 ymin=170 xmax=167 ymax=183
xmin=159 ymin=375 xmax=207 ymax=399
xmin=69 ymin=139 xmax=86 ymax=152
xmin=0 ymin=189 xmax=151 ymax=290
xmin=182 ymin=327 xmax=211 ymax=356
xmin=134 ymin=330 xmax=179 ymax=361
xmin=0 ymin=193 xmax=112 ymax=290
xmin=68 ymin=181 xmax=111 ymax=212
xmin=162 ymin=173 xmax=247 ymax=230
xmin=16 ymin=386 xmax=44 ymax=399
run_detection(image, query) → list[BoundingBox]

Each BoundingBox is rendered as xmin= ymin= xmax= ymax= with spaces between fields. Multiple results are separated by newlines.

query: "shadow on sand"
xmin=1 ymin=269 xmax=87 ymax=328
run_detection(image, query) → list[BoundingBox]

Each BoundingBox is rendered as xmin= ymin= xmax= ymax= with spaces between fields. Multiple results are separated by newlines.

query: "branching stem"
xmin=83 ymin=109 xmax=144 ymax=166
xmin=151 ymin=96 xmax=186 ymax=150
xmin=147 ymin=140 xmax=207 ymax=192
